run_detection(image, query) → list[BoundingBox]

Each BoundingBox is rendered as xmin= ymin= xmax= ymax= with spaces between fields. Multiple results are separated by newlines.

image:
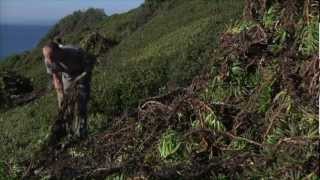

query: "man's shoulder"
xmin=61 ymin=44 xmax=80 ymax=49
xmin=61 ymin=45 xmax=85 ymax=57
xmin=61 ymin=45 xmax=82 ymax=51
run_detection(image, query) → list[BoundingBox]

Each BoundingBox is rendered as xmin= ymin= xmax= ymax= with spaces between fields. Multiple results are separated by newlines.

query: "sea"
xmin=0 ymin=24 xmax=52 ymax=60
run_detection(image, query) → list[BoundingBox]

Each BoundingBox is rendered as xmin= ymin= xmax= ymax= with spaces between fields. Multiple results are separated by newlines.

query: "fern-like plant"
xmin=298 ymin=18 xmax=318 ymax=56
xmin=262 ymin=4 xmax=280 ymax=29
xmin=271 ymin=28 xmax=288 ymax=54
xmin=226 ymin=20 xmax=256 ymax=34
xmin=105 ymin=173 xmax=126 ymax=180
xmin=205 ymin=112 xmax=226 ymax=132
xmin=158 ymin=129 xmax=182 ymax=159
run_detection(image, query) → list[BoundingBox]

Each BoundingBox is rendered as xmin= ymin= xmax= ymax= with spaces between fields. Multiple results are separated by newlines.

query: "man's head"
xmin=43 ymin=41 xmax=62 ymax=63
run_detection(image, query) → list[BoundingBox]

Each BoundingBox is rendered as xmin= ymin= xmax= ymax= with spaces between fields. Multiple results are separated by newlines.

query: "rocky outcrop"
xmin=0 ymin=71 xmax=34 ymax=109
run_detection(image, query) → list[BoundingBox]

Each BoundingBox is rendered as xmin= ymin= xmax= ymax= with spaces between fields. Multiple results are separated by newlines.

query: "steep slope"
xmin=3 ymin=0 xmax=317 ymax=179
xmin=0 ymin=0 xmax=244 ymax=178
xmin=90 ymin=0 xmax=244 ymax=116
xmin=23 ymin=0 xmax=318 ymax=179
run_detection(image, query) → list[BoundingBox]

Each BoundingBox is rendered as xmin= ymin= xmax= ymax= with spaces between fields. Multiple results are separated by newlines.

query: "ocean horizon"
xmin=0 ymin=24 xmax=52 ymax=60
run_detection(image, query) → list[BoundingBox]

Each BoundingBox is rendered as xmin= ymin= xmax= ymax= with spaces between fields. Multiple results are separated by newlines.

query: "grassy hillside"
xmin=0 ymin=0 xmax=245 ymax=178
xmin=2 ymin=0 xmax=317 ymax=178
xmin=90 ymin=0 xmax=243 ymax=115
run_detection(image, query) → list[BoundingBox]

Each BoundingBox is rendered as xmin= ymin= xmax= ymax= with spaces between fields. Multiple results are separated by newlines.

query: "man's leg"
xmin=74 ymin=80 xmax=90 ymax=139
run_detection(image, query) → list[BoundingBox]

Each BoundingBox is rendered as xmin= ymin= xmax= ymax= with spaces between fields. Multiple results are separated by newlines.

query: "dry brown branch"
xmin=102 ymin=125 xmax=134 ymax=140
xmin=276 ymin=136 xmax=319 ymax=146
xmin=223 ymin=132 xmax=263 ymax=147
xmin=83 ymin=162 xmax=129 ymax=179
xmin=262 ymin=103 xmax=285 ymax=142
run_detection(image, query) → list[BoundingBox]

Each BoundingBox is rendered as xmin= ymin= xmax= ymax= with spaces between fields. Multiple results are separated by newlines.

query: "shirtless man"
xmin=43 ymin=41 xmax=94 ymax=139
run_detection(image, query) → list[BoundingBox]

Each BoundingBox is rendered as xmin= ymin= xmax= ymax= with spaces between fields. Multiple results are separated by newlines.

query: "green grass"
xmin=0 ymin=94 xmax=56 ymax=164
xmin=89 ymin=0 xmax=244 ymax=114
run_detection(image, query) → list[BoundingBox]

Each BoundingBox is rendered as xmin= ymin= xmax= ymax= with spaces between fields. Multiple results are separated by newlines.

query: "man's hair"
xmin=44 ymin=41 xmax=60 ymax=51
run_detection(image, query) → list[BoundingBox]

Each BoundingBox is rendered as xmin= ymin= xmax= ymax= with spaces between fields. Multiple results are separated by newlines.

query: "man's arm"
xmin=52 ymin=72 xmax=64 ymax=94
xmin=44 ymin=58 xmax=64 ymax=96
xmin=43 ymin=45 xmax=65 ymax=107
xmin=52 ymin=72 xmax=64 ymax=108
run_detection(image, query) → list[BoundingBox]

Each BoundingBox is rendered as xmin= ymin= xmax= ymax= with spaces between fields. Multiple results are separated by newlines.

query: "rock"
xmin=0 ymin=71 xmax=34 ymax=108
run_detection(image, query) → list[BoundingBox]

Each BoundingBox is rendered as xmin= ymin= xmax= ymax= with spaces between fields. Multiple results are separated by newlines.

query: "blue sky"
xmin=0 ymin=0 xmax=144 ymax=25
